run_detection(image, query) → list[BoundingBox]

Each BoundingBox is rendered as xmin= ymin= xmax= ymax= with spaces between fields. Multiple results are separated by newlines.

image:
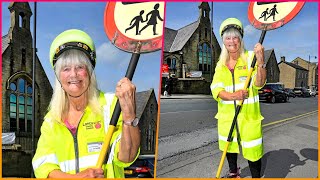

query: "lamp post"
xmin=308 ymin=55 xmax=317 ymax=70
xmin=179 ymin=51 xmax=183 ymax=78
xmin=308 ymin=55 xmax=317 ymax=89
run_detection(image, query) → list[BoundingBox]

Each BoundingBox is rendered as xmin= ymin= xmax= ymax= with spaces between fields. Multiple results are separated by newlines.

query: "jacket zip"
xmin=66 ymin=113 xmax=84 ymax=173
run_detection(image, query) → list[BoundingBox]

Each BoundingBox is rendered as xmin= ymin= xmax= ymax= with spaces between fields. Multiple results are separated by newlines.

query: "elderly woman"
xmin=32 ymin=29 xmax=140 ymax=178
xmin=211 ymin=18 xmax=266 ymax=178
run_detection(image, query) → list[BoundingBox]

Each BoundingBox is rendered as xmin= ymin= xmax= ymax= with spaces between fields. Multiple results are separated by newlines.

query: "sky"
xmin=165 ymin=2 xmax=318 ymax=64
xmin=2 ymin=2 xmax=162 ymax=97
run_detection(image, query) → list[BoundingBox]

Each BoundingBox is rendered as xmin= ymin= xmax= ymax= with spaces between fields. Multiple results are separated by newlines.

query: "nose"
xmin=70 ymin=67 xmax=78 ymax=77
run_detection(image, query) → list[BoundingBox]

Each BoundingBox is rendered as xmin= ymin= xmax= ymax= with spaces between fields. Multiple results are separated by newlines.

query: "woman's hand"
xmin=253 ymin=43 xmax=267 ymax=87
xmin=254 ymin=43 xmax=265 ymax=66
xmin=76 ymin=168 xmax=104 ymax=178
xmin=115 ymin=77 xmax=136 ymax=121
xmin=233 ymin=89 xmax=248 ymax=100
xmin=218 ymin=89 xmax=248 ymax=101
xmin=48 ymin=168 xmax=104 ymax=178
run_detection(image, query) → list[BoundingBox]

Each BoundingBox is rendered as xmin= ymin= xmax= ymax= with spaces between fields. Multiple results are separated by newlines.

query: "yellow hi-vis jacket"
xmin=32 ymin=92 xmax=139 ymax=178
xmin=210 ymin=51 xmax=265 ymax=162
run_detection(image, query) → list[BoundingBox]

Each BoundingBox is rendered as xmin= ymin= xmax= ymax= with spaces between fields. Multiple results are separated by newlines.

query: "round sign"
xmin=104 ymin=2 xmax=164 ymax=53
xmin=248 ymin=2 xmax=305 ymax=30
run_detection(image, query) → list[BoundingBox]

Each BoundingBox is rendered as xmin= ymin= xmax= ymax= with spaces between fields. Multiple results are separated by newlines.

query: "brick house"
xmin=291 ymin=57 xmax=318 ymax=90
xmin=278 ymin=57 xmax=309 ymax=89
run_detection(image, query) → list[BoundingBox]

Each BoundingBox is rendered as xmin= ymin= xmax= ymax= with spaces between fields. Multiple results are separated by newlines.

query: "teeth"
xmin=69 ymin=81 xmax=80 ymax=84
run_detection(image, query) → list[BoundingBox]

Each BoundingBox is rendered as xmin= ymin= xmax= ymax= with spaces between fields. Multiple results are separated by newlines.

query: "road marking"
xmin=296 ymin=123 xmax=318 ymax=132
xmin=263 ymin=110 xmax=318 ymax=127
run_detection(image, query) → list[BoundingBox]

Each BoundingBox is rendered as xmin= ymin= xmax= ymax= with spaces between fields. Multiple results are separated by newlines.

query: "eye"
xmin=76 ymin=65 xmax=85 ymax=70
xmin=62 ymin=66 xmax=71 ymax=72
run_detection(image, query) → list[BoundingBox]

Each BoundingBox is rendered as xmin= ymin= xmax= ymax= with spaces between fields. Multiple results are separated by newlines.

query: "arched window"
xmin=9 ymin=77 xmax=33 ymax=132
xmin=19 ymin=12 xmax=25 ymax=28
xmin=198 ymin=42 xmax=212 ymax=72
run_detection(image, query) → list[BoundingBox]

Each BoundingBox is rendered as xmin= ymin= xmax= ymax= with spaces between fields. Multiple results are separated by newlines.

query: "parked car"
xmin=284 ymin=88 xmax=296 ymax=98
xmin=124 ymin=155 xmax=154 ymax=178
xmin=259 ymin=83 xmax=289 ymax=103
xmin=307 ymin=89 xmax=317 ymax=97
xmin=293 ymin=87 xmax=310 ymax=97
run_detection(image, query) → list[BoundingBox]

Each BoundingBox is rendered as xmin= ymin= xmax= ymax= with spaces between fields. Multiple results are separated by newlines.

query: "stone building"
xmin=2 ymin=2 xmax=52 ymax=151
xmin=291 ymin=57 xmax=318 ymax=90
xmin=264 ymin=49 xmax=280 ymax=83
xmin=278 ymin=57 xmax=309 ymax=89
xmin=136 ymin=89 xmax=158 ymax=155
xmin=163 ymin=2 xmax=221 ymax=94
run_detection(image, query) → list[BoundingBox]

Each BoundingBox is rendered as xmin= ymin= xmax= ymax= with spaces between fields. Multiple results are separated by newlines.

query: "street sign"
xmin=104 ymin=2 xmax=164 ymax=53
xmin=248 ymin=2 xmax=305 ymax=30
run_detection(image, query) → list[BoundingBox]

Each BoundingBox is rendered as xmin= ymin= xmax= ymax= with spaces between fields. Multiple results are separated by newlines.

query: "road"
xmin=159 ymin=96 xmax=317 ymax=137
xmin=156 ymin=96 xmax=318 ymax=178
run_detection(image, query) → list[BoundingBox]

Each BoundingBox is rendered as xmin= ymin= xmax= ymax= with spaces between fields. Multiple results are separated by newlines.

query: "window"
xmin=19 ymin=12 xmax=25 ymax=28
xmin=198 ymin=43 xmax=212 ymax=72
xmin=9 ymin=77 xmax=33 ymax=132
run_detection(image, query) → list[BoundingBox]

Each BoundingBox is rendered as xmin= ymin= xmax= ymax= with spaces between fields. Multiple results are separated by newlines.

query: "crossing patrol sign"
xmin=104 ymin=2 xmax=164 ymax=53
xmin=248 ymin=2 xmax=305 ymax=30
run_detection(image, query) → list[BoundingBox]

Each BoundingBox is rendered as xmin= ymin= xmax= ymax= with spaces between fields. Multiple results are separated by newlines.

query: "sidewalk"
xmin=157 ymin=111 xmax=318 ymax=178
xmin=160 ymin=94 xmax=212 ymax=99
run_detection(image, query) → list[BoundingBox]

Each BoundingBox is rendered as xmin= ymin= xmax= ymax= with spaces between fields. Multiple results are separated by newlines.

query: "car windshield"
xmin=264 ymin=84 xmax=283 ymax=90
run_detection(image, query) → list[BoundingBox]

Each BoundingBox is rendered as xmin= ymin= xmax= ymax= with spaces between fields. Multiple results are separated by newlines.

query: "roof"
xmin=164 ymin=21 xmax=200 ymax=52
xmin=293 ymin=57 xmax=318 ymax=66
xmin=264 ymin=49 xmax=273 ymax=63
xmin=278 ymin=61 xmax=308 ymax=71
xmin=163 ymin=28 xmax=177 ymax=52
xmin=135 ymin=89 xmax=157 ymax=119
xmin=2 ymin=34 xmax=10 ymax=54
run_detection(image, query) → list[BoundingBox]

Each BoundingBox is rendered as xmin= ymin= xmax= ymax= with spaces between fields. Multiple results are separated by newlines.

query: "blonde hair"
xmin=47 ymin=49 xmax=101 ymax=122
xmin=218 ymin=28 xmax=247 ymax=66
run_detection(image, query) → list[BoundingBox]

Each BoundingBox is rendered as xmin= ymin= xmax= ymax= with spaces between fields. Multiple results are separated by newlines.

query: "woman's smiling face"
xmin=59 ymin=63 xmax=89 ymax=97
xmin=224 ymin=35 xmax=241 ymax=53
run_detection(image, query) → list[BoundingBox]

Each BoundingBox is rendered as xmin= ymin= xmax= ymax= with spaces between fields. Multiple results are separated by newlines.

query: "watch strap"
xmin=123 ymin=118 xmax=139 ymax=127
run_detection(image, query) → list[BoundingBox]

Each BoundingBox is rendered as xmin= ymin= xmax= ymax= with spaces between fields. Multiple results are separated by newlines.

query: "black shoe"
xmin=222 ymin=167 xmax=240 ymax=178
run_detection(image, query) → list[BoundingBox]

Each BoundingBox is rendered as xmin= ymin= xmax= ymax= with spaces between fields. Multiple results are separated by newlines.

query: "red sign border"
xmin=248 ymin=2 xmax=305 ymax=30
xmin=104 ymin=2 xmax=163 ymax=53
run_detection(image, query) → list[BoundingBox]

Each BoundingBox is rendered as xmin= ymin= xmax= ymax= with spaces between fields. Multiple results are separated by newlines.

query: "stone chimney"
xmin=280 ymin=56 xmax=285 ymax=62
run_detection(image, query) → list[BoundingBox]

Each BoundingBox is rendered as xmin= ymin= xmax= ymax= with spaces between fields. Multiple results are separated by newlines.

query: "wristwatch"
xmin=123 ymin=117 xmax=140 ymax=127
xmin=258 ymin=63 xmax=266 ymax=68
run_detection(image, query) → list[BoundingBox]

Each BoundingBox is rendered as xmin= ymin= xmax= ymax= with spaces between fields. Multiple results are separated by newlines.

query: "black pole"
xmin=226 ymin=30 xmax=267 ymax=142
xmin=109 ymin=52 xmax=140 ymax=126
xmin=31 ymin=2 xmax=37 ymax=178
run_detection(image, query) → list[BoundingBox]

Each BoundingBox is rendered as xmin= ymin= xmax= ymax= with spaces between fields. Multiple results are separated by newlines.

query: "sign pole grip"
xmin=215 ymin=30 xmax=267 ymax=178
xmin=96 ymin=45 xmax=141 ymax=168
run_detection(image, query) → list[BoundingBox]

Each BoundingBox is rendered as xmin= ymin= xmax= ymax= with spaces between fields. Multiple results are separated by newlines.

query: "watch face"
xmin=133 ymin=118 xmax=139 ymax=127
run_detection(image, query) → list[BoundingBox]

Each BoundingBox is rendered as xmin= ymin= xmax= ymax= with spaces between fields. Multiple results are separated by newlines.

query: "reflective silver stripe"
xmin=241 ymin=138 xmax=262 ymax=148
xmin=32 ymin=153 xmax=59 ymax=170
xmin=210 ymin=82 xmax=224 ymax=90
xmin=221 ymin=95 xmax=259 ymax=105
xmin=243 ymin=95 xmax=259 ymax=104
xmin=225 ymin=83 xmax=245 ymax=92
xmin=104 ymin=93 xmax=115 ymax=133
xmin=107 ymin=134 xmax=121 ymax=164
xmin=59 ymin=154 xmax=99 ymax=172
xmin=219 ymin=135 xmax=238 ymax=143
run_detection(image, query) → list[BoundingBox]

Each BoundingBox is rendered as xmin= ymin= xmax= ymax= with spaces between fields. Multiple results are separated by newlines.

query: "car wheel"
xmin=283 ymin=95 xmax=288 ymax=102
xmin=271 ymin=96 xmax=276 ymax=103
